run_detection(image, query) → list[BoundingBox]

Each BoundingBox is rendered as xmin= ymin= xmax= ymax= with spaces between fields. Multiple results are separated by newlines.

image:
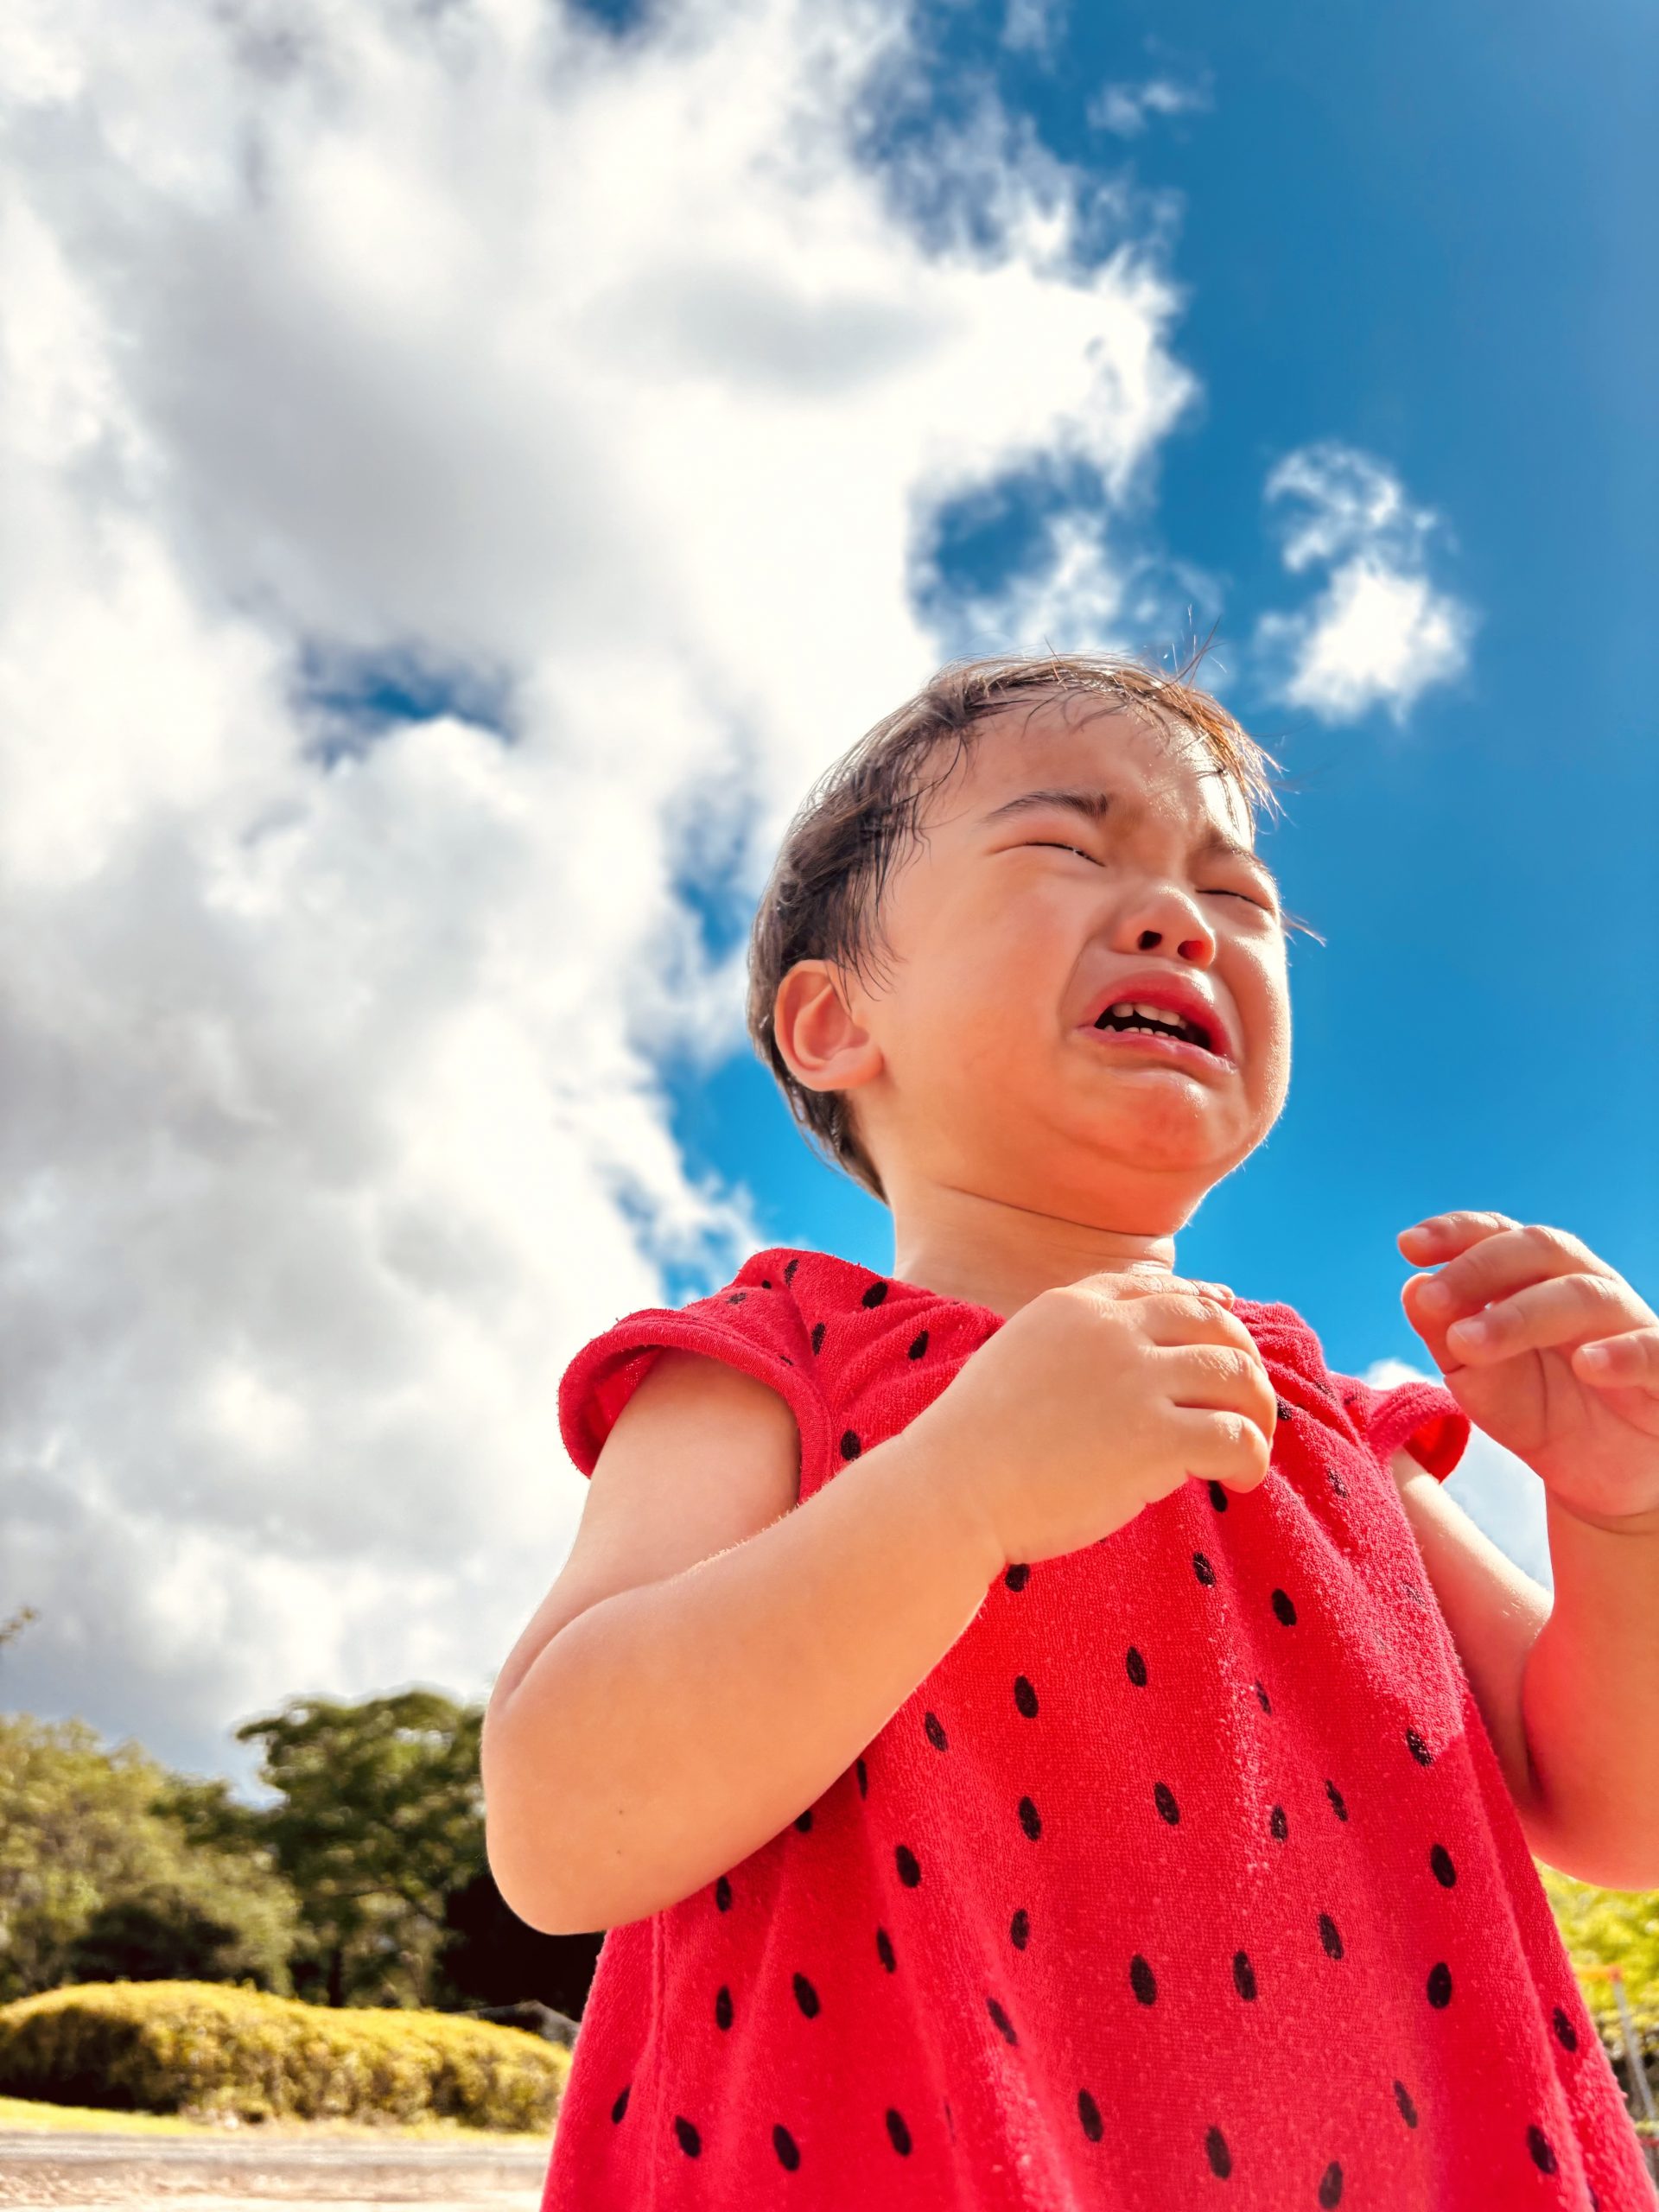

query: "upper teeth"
xmin=1103 ymin=1001 xmax=1204 ymax=1039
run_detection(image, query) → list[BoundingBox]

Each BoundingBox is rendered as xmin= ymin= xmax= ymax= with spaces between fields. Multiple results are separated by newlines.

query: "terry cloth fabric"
xmin=538 ymin=1248 xmax=1651 ymax=2212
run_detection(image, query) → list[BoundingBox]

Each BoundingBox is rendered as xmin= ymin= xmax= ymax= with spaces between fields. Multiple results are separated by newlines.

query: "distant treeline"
xmin=0 ymin=1690 xmax=601 ymax=2018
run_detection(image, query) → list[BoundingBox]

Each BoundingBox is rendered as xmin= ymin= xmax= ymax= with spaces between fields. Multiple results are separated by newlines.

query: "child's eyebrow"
xmin=981 ymin=785 xmax=1281 ymax=901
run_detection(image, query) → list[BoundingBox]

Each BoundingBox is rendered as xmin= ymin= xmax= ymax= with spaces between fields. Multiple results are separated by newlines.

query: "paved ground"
xmin=0 ymin=2133 xmax=551 ymax=2209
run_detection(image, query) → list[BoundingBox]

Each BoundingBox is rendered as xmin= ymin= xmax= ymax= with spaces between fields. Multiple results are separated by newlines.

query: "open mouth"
xmin=1083 ymin=1002 xmax=1231 ymax=1069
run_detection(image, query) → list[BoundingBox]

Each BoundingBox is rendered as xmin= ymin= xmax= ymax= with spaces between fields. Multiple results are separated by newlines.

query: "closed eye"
xmin=1021 ymin=842 xmax=1268 ymax=907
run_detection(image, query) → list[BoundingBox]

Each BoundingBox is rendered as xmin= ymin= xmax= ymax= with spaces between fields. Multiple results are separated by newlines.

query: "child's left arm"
xmin=1394 ymin=1209 xmax=1659 ymax=1891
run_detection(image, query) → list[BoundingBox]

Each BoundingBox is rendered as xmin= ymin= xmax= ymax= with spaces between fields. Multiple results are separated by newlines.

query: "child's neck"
xmin=889 ymin=1186 xmax=1186 ymax=1322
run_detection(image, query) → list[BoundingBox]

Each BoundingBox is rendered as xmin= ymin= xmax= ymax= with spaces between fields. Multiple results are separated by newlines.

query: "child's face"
xmin=792 ymin=696 xmax=1292 ymax=1228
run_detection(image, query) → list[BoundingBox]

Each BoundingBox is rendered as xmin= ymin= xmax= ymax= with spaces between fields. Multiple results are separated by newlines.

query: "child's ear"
xmin=773 ymin=960 xmax=882 ymax=1094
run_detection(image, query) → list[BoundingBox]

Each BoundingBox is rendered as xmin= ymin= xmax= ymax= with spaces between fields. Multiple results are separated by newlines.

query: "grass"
xmin=0 ymin=2094 xmax=550 ymax=2145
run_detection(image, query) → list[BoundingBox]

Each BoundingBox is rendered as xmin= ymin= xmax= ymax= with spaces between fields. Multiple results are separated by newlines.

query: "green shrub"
xmin=0 ymin=1980 xmax=569 ymax=2129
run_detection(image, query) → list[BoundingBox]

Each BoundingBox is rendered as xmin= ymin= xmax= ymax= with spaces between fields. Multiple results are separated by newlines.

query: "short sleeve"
xmin=1329 ymin=1370 xmax=1471 ymax=1483
xmin=557 ymin=1274 xmax=833 ymax=1490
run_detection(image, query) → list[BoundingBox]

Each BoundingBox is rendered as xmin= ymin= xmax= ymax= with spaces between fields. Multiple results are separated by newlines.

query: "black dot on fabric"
xmin=1327 ymin=1465 xmax=1348 ymax=1498
xmin=876 ymin=1925 xmax=896 ymax=1973
xmin=1319 ymin=1913 xmax=1344 ymax=1960
xmin=1207 ymin=1479 xmax=1229 ymax=1512
xmin=1272 ymin=1586 xmax=1298 ymax=1626
xmin=1406 ymin=1727 xmax=1433 ymax=1766
xmin=779 ymin=1353 xmax=793 ymax=1366
xmin=1429 ymin=1843 xmax=1456 ymax=1888
xmin=794 ymin=1808 xmax=813 ymax=1831
xmin=785 ymin=1258 xmax=798 ymax=1283
xmin=1011 ymin=1908 xmax=1029 ymax=1950
xmin=1393 ymin=2079 xmax=1418 ymax=2128
xmin=1274 ymin=1396 xmax=1296 ymax=1422
xmin=1205 ymin=2125 xmax=1232 ymax=2178
xmin=908 ymin=1329 xmax=930 ymax=1360
xmin=1078 ymin=2088 xmax=1103 ymax=2141
xmin=1527 ymin=2124 xmax=1558 ymax=2175
xmin=1014 ymin=1675 xmax=1039 ymax=1718
xmin=987 ymin=1995 xmax=1018 ymax=2045
xmin=611 ymin=2084 xmax=630 ymax=2123
xmin=1019 ymin=1796 xmax=1042 ymax=1840
xmin=810 ymin=1321 xmax=825 ymax=1354
xmin=944 ymin=2101 xmax=955 ymax=2141
xmin=1325 ymin=1779 xmax=1348 ymax=1822
xmin=1270 ymin=1804 xmax=1288 ymax=1841
xmin=761 ymin=1279 xmax=772 ymax=1289
xmin=855 ymin=1757 xmax=868 ymax=1798
xmin=674 ymin=2116 xmax=701 ymax=2157
xmin=1255 ymin=1678 xmax=1270 ymax=1713
xmin=715 ymin=1986 xmax=733 ymax=2031
xmin=1233 ymin=1949 xmax=1257 ymax=2001
xmin=715 ymin=1875 xmax=732 ymax=1911
xmin=896 ymin=1843 xmax=921 ymax=1886
xmin=1590 ymin=2185 xmax=1602 ymax=2210
xmin=862 ymin=1279 xmax=889 ymax=1307
xmin=773 ymin=2124 xmax=801 ymax=2171
xmin=925 ymin=1710 xmax=949 ymax=1751
xmin=1127 ymin=1645 xmax=1147 ymax=1687
xmin=793 ymin=1971 xmax=820 ymax=2018
xmin=1129 ymin=1954 xmax=1157 ymax=2005
xmin=1193 ymin=1550 xmax=1217 ymax=1586
xmin=885 ymin=2109 xmax=912 ymax=2156
xmin=1318 ymin=2158 xmax=1344 ymax=2207
xmin=727 ymin=1291 xmax=747 ymax=1304
xmin=1154 ymin=1780 xmax=1180 ymax=1825
xmin=1551 ymin=2004 xmax=1577 ymax=2052
xmin=1427 ymin=1961 xmax=1452 ymax=2007
xmin=1402 ymin=1580 xmax=1428 ymax=1608
xmin=841 ymin=1429 xmax=862 ymax=1459
xmin=1005 ymin=1562 xmax=1030 ymax=1591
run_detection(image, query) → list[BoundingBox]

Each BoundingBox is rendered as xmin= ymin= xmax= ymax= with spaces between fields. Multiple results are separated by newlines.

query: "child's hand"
xmin=1399 ymin=1211 xmax=1659 ymax=1533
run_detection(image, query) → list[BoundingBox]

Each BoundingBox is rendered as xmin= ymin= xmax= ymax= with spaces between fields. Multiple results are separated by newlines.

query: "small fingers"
xmin=1574 ymin=1327 xmax=1659 ymax=1389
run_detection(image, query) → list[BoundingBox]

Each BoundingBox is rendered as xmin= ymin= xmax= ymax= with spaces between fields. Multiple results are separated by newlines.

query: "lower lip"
xmin=1078 ymin=1023 xmax=1232 ymax=1073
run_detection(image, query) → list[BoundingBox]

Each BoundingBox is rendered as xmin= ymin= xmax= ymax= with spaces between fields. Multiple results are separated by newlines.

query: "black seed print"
xmin=1429 ymin=1843 xmax=1456 ymax=1888
xmin=761 ymin=1279 xmax=772 ymax=1289
xmin=1255 ymin=1678 xmax=1271 ymax=1713
xmin=1551 ymin=2004 xmax=1577 ymax=2052
xmin=1327 ymin=1465 xmax=1348 ymax=1498
xmin=811 ymin=1321 xmax=825 ymax=1354
xmin=1154 ymin=1781 xmax=1180 ymax=1825
xmin=1318 ymin=2159 xmax=1344 ymax=2207
xmin=908 ymin=1330 xmax=930 ymax=1360
xmin=793 ymin=1972 xmax=820 ymax=2018
xmin=794 ymin=1807 xmax=813 ymax=1831
xmin=779 ymin=1353 xmax=793 ymax=1365
xmin=1275 ymin=1396 xmax=1296 ymax=1421
xmin=1019 ymin=1796 xmax=1042 ymax=1840
xmin=896 ymin=1843 xmax=921 ymax=1886
xmin=785 ymin=1258 xmax=799 ymax=1283
xmin=1011 ymin=1908 xmax=1029 ymax=1950
xmin=855 ymin=1757 xmax=868 ymax=1798
xmin=1591 ymin=2186 xmax=1602 ymax=2210
xmin=1233 ymin=1950 xmax=1257 ymax=2000
xmin=1014 ymin=1675 xmax=1039 ymax=1717
xmin=715 ymin=1986 xmax=733 ymax=2030
xmin=675 ymin=2116 xmax=701 ymax=2157
xmin=1393 ymin=2079 xmax=1418 ymax=2127
xmin=987 ymin=1996 xmax=1018 ymax=2045
xmin=1006 ymin=1562 xmax=1030 ymax=1591
xmin=876 ymin=1925 xmax=896 ymax=1974
xmin=1427 ymin=1961 xmax=1452 ymax=2007
xmin=925 ymin=1710 xmax=949 ymax=1751
xmin=727 ymin=1291 xmax=747 ymax=1304
xmin=715 ymin=1875 xmax=732 ymax=1911
xmin=1078 ymin=2088 xmax=1103 ymax=2141
xmin=1319 ymin=1913 xmax=1344 ymax=1960
xmin=862 ymin=1280 xmax=889 ymax=1307
xmin=773 ymin=2124 xmax=800 ymax=2171
xmin=1272 ymin=1586 xmax=1298 ymax=1625
xmin=1527 ymin=2124 xmax=1557 ymax=2175
xmin=1205 ymin=2125 xmax=1232 ymax=2178
xmin=1406 ymin=1727 xmax=1433 ymax=1766
xmin=1402 ymin=1580 xmax=1427 ymax=1608
xmin=1207 ymin=1479 xmax=1229 ymax=1511
xmin=885 ymin=2109 xmax=912 ymax=2155
xmin=841 ymin=1429 xmax=862 ymax=1459
xmin=1270 ymin=1804 xmax=1287 ymax=1840
xmin=1193 ymin=1550 xmax=1217 ymax=1586
xmin=1325 ymin=1779 xmax=1348 ymax=1821
xmin=611 ymin=2084 xmax=630 ymax=2123
xmin=944 ymin=2101 xmax=954 ymax=2141
xmin=1129 ymin=1954 xmax=1157 ymax=2005
xmin=1127 ymin=1645 xmax=1147 ymax=1687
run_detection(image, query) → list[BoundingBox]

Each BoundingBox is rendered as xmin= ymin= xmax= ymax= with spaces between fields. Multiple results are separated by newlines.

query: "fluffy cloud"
xmin=1251 ymin=441 xmax=1477 ymax=725
xmin=0 ymin=0 xmax=1201 ymax=1783
xmin=1085 ymin=73 xmax=1213 ymax=139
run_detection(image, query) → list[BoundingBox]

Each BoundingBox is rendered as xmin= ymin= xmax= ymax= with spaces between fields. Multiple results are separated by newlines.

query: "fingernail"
xmin=1580 ymin=1343 xmax=1611 ymax=1369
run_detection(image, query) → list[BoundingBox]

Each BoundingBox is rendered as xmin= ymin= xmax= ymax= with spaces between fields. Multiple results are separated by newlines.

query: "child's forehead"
xmin=931 ymin=697 xmax=1244 ymax=830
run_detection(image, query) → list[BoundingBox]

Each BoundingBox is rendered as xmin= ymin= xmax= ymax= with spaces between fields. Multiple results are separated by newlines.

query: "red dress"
xmin=537 ymin=1247 xmax=1651 ymax=2210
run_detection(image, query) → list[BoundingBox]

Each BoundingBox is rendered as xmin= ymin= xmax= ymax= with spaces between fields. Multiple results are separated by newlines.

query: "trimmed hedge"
xmin=0 ymin=1981 xmax=569 ymax=2128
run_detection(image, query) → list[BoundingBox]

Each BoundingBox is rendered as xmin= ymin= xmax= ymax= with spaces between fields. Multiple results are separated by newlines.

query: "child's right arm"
xmin=482 ymin=1274 xmax=1268 ymax=1936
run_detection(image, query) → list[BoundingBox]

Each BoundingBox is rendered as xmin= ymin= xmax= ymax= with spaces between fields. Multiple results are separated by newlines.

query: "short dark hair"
xmin=746 ymin=645 xmax=1306 ymax=1205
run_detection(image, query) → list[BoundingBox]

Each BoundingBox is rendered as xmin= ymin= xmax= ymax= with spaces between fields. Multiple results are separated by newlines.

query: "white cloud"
xmin=1086 ymin=73 xmax=1212 ymax=139
xmin=0 ymin=0 xmax=1201 ymax=1783
xmin=1001 ymin=0 xmax=1067 ymax=59
xmin=1363 ymin=1360 xmax=1553 ymax=1593
xmin=1251 ymin=441 xmax=1477 ymax=725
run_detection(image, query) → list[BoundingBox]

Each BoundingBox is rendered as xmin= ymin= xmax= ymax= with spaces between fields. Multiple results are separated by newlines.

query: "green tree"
xmin=1539 ymin=1860 xmax=1659 ymax=2056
